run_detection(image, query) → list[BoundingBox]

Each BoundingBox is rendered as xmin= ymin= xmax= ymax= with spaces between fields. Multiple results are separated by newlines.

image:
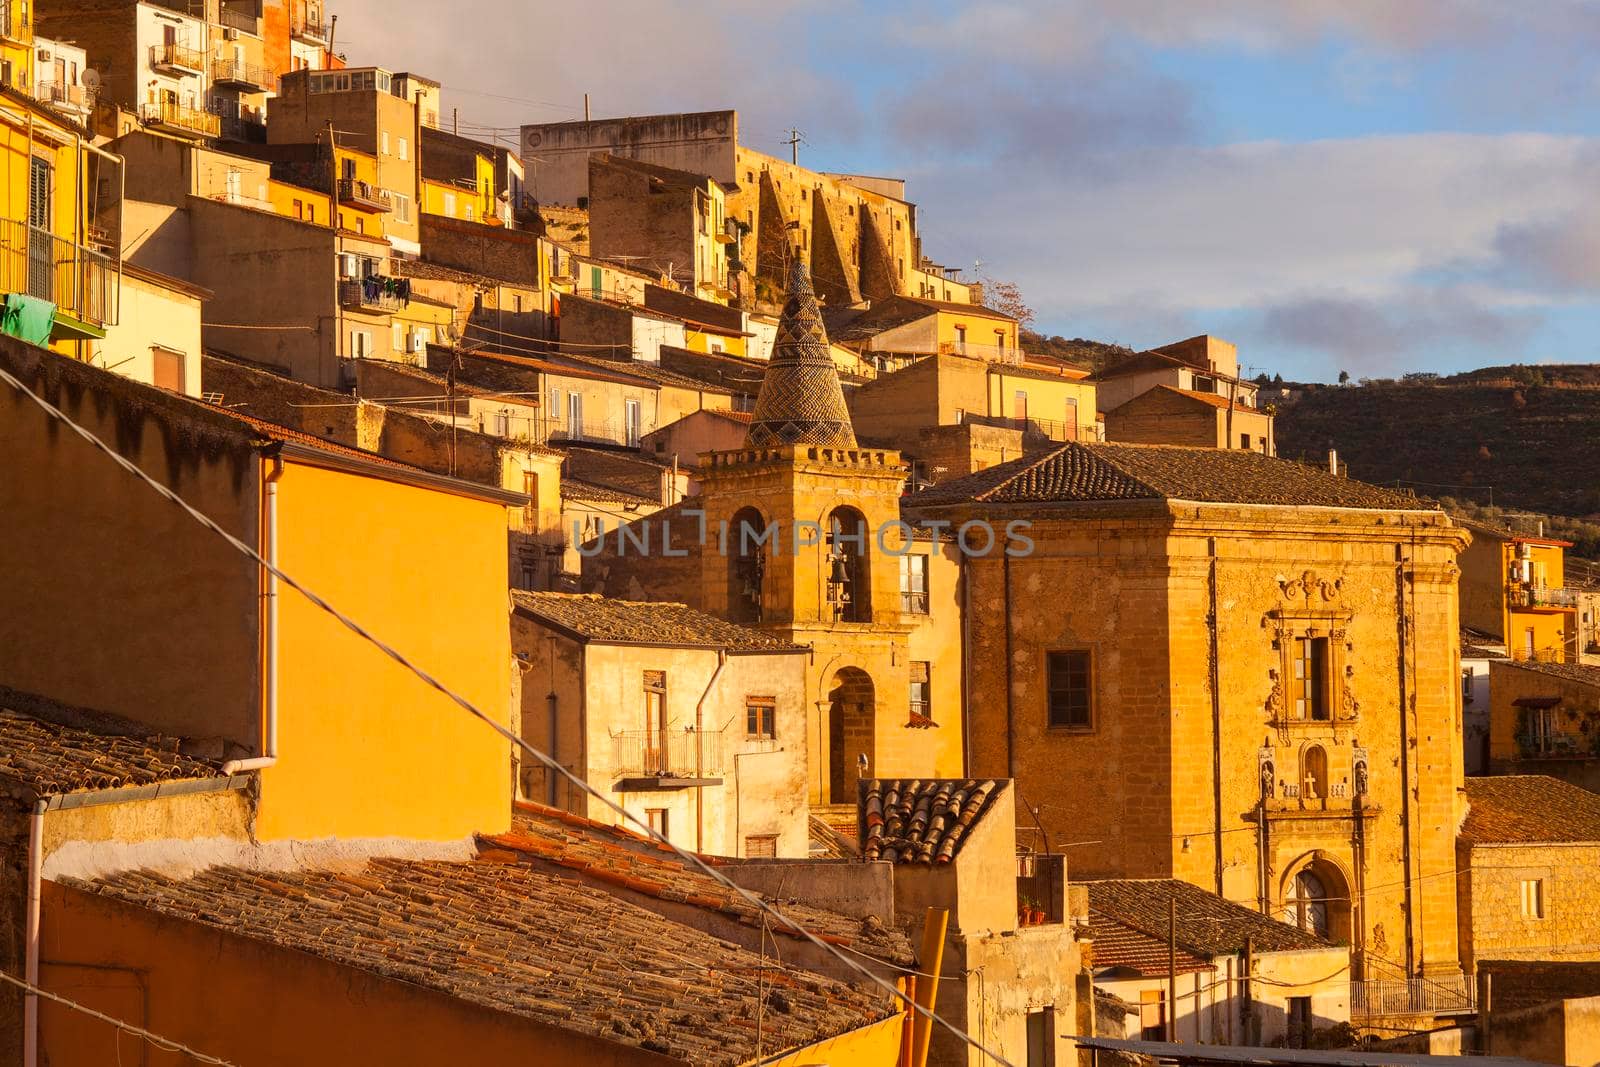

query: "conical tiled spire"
xmin=745 ymin=260 xmax=857 ymax=448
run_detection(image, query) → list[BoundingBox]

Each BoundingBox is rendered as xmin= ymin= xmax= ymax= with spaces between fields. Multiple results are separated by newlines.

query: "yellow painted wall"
xmin=757 ymin=1012 xmax=905 ymax=1066
xmin=334 ymin=146 xmax=388 ymax=235
xmin=684 ymin=327 xmax=748 ymax=358
xmin=256 ymin=457 xmax=514 ymax=841
xmin=987 ymin=369 xmax=1099 ymax=439
xmin=937 ymin=308 xmax=1018 ymax=352
xmin=268 ymin=178 xmax=332 ymax=227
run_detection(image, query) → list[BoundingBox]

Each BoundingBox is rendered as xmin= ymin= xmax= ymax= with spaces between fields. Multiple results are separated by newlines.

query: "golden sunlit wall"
xmin=334 ymin=146 xmax=388 ymax=236
xmin=256 ymin=458 xmax=514 ymax=841
xmin=267 ymin=179 xmax=333 ymax=227
xmin=0 ymin=0 xmax=34 ymax=93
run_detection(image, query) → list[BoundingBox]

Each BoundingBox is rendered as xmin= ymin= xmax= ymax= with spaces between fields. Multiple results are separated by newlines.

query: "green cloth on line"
xmin=2 ymin=293 xmax=57 ymax=347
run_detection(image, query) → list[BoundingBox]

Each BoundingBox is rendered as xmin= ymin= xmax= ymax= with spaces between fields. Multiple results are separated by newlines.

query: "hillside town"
xmin=5 ymin=3 xmax=1600 ymax=1067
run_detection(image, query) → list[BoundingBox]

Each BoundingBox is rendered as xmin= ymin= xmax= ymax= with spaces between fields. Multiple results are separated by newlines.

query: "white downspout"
xmin=23 ymin=800 xmax=44 ymax=1067
xmin=223 ymin=456 xmax=283 ymax=774
xmin=694 ymin=650 xmax=727 ymax=854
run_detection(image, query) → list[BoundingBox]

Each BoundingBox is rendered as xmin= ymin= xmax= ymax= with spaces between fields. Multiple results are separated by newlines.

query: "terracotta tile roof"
xmin=555 ymin=352 xmax=738 ymax=394
xmin=1462 ymin=629 xmax=1507 ymax=658
xmin=0 ymin=709 xmax=225 ymax=797
xmin=503 ymin=803 xmax=907 ymax=963
xmin=560 ymin=478 xmax=659 ymax=507
xmin=910 ymin=442 xmax=1431 ymax=511
xmin=74 ymin=841 xmax=894 ymax=1064
xmin=858 ymin=779 xmax=1003 ymax=865
xmin=991 ymin=360 xmax=1091 ymax=383
xmin=1495 ymin=660 xmax=1600 ymax=689
xmin=1462 ymin=776 xmax=1600 ymax=844
xmin=1085 ymin=880 xmax=1327 ymax=958
xmin=511 ymin=592 xmax=807 ymax=651
xmin=1088 ymin=913 xmax=1213 ymax=977
xmin=1087 ymin=349 xmax=1193 ymax=381
xmin=203 ymin=402 xmax=424 ymax=473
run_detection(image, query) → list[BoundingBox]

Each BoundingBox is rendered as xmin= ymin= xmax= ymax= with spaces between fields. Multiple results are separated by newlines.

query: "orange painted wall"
xmin=254 ymin=457 xmax=514 ymax=841
xmin=39 ymin=883 xmax=681 ymax=1066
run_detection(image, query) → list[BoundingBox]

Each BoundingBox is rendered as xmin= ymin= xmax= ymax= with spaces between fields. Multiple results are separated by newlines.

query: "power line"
xmin=0 ymin=362 xmax=1018 ymax=1067
xmin=0 ymin=968 xmax=240 ymax=1066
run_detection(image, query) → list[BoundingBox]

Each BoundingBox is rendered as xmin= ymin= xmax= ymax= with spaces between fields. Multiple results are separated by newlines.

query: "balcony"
xmin=35 ymin=81 xmax=96 ymax=114
xmin=217 ymin=4 xmax=260 ymax=35
xmin=337 ymin=179 xmax=392 ymax=213
xmin=290 ymin=14 xmax=329 ymax=43
xmin=211 ymin=57 xmax=275 ymax=93
xmin=958 ymin=411 xmax=1091 ymax=443
xmin=140 ymin=100 xmax=220 ymax=138
xmin=0 ymin=219 xmax=120 ymax=337
xmin=1350 ymin=975 xmax=1475 ymax=1020
xmin=148 ymin=43 xmax=206 ymax=77
xmin=0 ymin=5 xmax=23 ymax=43
xmin=611 ymin=729 xmax=723 ymax=789
xmin=339 ymin=278 xmax=406 ymax=313
xmin=1510 ymin=585 xmax=1579 ymax=610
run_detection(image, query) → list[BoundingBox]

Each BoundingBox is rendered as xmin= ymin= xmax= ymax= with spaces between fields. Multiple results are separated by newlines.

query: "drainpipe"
xmin=1209 ymin=538 xmax=1224 ymax=895
xmin=694 ymin=649 xmax=727 ymax=853
xmin=223 ymin=454 xmax=284 ymax=774
xmin=23 ymin=799 xmax=44 ymax=1067
xmin=959 ymin=553 xmax=971 ymax=778
xmin=1003 ymin=546 xmax=1015 ymax=779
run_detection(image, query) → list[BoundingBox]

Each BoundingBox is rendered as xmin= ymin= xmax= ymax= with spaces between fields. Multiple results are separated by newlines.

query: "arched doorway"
xmin=828 ymin=667 xmax=875 ymax=802
xmin=1281 ymin=857 xmax=1352 ymax=944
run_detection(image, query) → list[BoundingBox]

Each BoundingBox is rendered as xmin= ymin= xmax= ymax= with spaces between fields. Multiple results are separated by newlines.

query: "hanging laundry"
xmin=1 ymin=293 xmax=58 ymax=347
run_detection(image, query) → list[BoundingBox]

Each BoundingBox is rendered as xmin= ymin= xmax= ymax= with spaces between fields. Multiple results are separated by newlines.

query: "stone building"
xmin=1486 ymin=659 xmax=1600 ymax=791
xmin=585 ymin=262 xmax=965 ymax=803
xmin=1086 ymin=878 xmax=1348 ymax=1047
xmin=586 ymin=154 xmax=732 ymax=303
xmin=1104 ymin=385 xmax=1276 ymax=454
xmin=858 ymin=778 xmax=1087 ymax=1067
xmin=909 ymin=442 xmax=1471 ymax=991
xmin=1458 ymin=776 xmax=1600 ymax=972
xmin=510 ymin=592 xmax=811 ymax=859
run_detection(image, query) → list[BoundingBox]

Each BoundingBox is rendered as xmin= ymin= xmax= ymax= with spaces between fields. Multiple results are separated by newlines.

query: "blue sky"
xmin=339 ymin=0 xmax=1600 ymax=381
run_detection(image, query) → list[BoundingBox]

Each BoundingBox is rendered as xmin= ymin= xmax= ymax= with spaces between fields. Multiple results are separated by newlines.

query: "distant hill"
xmin=1274 ymin=377 xmax=1600 ymax=521
xmin=1021 ymin=331 xmax=1132 ymax=373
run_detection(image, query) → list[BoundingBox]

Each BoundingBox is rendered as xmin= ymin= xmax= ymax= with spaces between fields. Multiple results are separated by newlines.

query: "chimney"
xmin=1328 ymin=450 xmax=1339 ymax=477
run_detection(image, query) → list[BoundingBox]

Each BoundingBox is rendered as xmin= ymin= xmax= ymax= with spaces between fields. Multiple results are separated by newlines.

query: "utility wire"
xmin=0 ymin=968 xmax=240 ymax=1066
xmin=0 ymin=362 xmax=1017 ymax=1067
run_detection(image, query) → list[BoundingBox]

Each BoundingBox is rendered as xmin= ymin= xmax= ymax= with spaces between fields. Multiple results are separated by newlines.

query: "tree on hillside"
xmin=983 ymin=279 xmax=1036 ymax=329
xmin=1338 ymin=370 xmax=1350 ymax=385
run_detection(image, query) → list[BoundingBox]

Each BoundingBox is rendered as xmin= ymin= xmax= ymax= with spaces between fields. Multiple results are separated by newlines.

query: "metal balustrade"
xmin=612 ymin=729 xmax=723 ymax=778
xmin=0 ymin=218 xmax=120 ymax=330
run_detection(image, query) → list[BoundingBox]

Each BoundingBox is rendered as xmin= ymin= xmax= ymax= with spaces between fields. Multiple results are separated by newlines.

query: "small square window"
xmin=746 ymin=697 xmax=776 ymax=740
xmin=744 ymin=834 xmax=778 ymax=858
xmin=646 ymin=808 xmax=668 ymax=837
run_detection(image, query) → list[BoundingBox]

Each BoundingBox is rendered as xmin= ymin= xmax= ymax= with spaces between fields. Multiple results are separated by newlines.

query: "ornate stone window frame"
xmin=1263 ymin=570 xmax=1359 ymax=743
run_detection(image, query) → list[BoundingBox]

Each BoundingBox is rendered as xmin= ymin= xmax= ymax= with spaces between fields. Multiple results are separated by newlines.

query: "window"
xmin=1462 ymin=668 xmax=1475 ymax=703
xmin=646 ymin=808 xmax=668 ymax=837
xmin=398 ymin=136 xmax=408 ymax=161
xmin=1522 ymin=878 xmax=1546 ymax=919
xmin=899 ymin=553 xmax=929 ymax=614
xmin=493 ymin=410 xmax=510 ymax=437
xmin=1046 ymin=651 xmax=1092 ymax=729
xmin=567 ymin=391 xmax=583 ymax=435
xmin=954 ymin=325 xmax=966 ymax=351
xmin=744 ymin=834 xmax=778 ymax=858
xmin=391 ymin=321 xmax=404 ymax=349
xmin=909 ymin=662 xmax=931 ymax=723
xmin=1241 ymin=433 xmax=1252 ymax=449
xmin=1293 ymin=636 xmax=1330 ymax=721
xmin=349 ymin=328 xmax=372 ymax=358
xmin=625 ymin=399 xmax=641 ymax=447
xmin=380 ymin=130 xmax=389 ymax=155
xmin=292 ymin=197 xmax=303 ymax=218
xmin=643 ymin=670 xmax=667 ymax=774
xmin=392 ymin=192 xmax=410 ymax=223
xmin=151 ymin=347 xmax=185 ymax=393
xmin=443 ymin=191 xmax=456 ymax=216
xmin=522 ymin=471 xmax=538 ymax=532
xmin=549 ymin=388 xmax=561 ymax=420
xmin=465 ymin=203 xmax=474 ymax=221
xmin=746 ymin=697 xmax=776 ymax=740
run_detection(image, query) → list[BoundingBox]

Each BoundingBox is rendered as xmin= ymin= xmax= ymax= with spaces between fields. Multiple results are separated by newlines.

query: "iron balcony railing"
xmin=1350 ymin=975 xmax=1475 ymax=1019
xmin=958 ymin=410 xmax=1093 ymax=443
xmin=217 ymin=4 xmax=260 ymax=34
xmin=0 ymin=4 xmax=21 ymax=42
xmin=337 ymin=178 xmax=392 ymax=212
xmin=0 ymin=218 xmax=120 ymax=330
xmin=549 ymin=417 xmax=652 ymax=448
xmin=149 ymin=43 xmax=207 ymax=75
xmin=140 ymin=100 xmax=221 ymax=137
xmin=1510 ymin=585 xmax=1579 ymax=609
xmin=211 ymin=57 xmax=276 ymax=92
xmin=290 ymin=13 xmax=328 ymax=42
xmin=339 ymin=279 xmax=406 ymax=312
xmin=35 ymin=81 xmax=96 ymax=110
xmin=612 ymin=729 xmax=723 ymax=779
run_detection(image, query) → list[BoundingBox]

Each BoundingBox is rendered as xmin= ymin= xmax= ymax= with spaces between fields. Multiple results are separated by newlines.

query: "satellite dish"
xmin=82 ymin=68 xmax=101 ymax=89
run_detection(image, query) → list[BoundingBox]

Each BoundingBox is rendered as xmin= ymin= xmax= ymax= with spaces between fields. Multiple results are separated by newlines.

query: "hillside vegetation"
xmin=1274 ymin=375 xmax=1600 ymax=522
